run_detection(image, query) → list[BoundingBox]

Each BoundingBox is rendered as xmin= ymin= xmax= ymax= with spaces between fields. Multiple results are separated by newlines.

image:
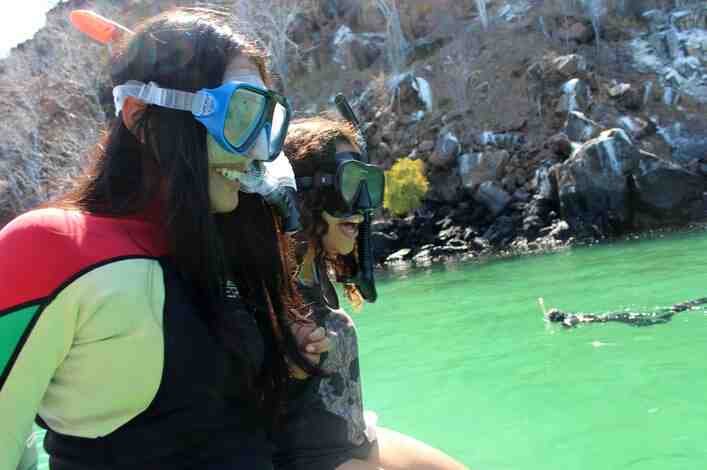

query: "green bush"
xmin=384 ymin=158 xmax=429 ymax=217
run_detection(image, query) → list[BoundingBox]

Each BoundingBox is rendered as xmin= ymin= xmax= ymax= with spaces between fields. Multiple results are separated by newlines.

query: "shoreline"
xmin=377 ymin=219 xmax=707 ymax=272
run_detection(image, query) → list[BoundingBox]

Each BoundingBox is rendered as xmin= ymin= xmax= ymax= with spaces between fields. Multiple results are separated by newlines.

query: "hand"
xmin=287 ymin=322 xmax=333 ymax=378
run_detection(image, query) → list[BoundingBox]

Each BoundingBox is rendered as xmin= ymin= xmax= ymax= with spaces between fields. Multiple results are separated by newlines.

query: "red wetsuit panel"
xmin=0 ymin=208 xmax=168 ymax=311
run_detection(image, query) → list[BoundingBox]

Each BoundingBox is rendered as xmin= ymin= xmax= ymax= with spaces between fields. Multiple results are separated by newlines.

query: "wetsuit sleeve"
xmin=0 ymin=222 xmax=76 ymax=469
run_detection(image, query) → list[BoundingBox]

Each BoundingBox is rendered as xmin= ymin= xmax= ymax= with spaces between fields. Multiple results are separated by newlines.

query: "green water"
xmin=357 ymin=230 xmax=707 ymax=470
xmin=34 ymin=229 xmax=707 ymax=469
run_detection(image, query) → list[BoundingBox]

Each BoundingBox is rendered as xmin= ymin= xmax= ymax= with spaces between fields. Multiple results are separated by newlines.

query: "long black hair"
xmin=56 ymin=8 xmax=312 ymax=425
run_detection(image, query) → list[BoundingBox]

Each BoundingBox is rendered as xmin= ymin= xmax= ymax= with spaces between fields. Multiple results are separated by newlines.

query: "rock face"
xmin=332 ymin=25 xmax=386 ymax=70
xmin=474 ymin=181 xmax=511 ymax=216
xmin=632 ymin=152 xmax=704 ymax=227
xmin=1 ymin=0 xmax=705 ymax=260
xmin=616 ymin=115 xmax=655 ymax=140
xmin=388 ymin=73 xmax=433 ymax=116
xmin=458 ymin=150 xmax=510 ymax=191
xmin=557 ymin=128 xmax=705 ymax=233
xmin=564 ymin=111 xmax=603 ymax=142
xmin=557 ymin=79 xmax=592 ymax=114
xmin=428 ymin=131 xmax=460 ymax=168
xmin=552 ymin=54 xmax=589 ymax=78
xmin=557 ymin=129 xmax=639 ymax=232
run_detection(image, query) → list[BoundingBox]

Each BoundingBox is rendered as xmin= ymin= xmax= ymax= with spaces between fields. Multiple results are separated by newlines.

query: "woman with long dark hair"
xmin=0 ymin=9 xmax=324 ymax=469
xmin=273 ymin=117 xmax=468 ymax=470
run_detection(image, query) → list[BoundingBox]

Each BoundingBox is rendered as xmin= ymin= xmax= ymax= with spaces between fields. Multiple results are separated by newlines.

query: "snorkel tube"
xmin=257 ymin=154 xmax=302 ymax=234
xmin=334 ymin=94 xmax=378 ymax=303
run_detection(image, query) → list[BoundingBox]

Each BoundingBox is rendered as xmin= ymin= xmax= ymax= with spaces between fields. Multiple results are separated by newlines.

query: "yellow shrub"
xmin=384 ymin=158 xmax=429 ymax=217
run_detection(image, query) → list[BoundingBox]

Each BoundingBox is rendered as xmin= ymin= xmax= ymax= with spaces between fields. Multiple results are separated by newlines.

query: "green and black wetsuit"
xmin=0 ymin=208 xmax=271 ymax=469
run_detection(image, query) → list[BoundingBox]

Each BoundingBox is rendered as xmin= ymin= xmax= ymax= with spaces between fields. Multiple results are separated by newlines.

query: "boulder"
xmin=531 ymin=163 xmax=560 ymax=201
xmin=386 ymin=248 xmax=412 ymax=263
xmin=478 ymin=131 xmax=524 ymax=148
xmin=473 ymin=181 xmax=511 ymax=216
xmin=483 ymin=215 xmax=516 ymax=245
xmin=557 ymin=79 xmax=592 ymax=114
xmin=631 ymin=151 xmax=705 ymax=228
xmin=557 ymin=129 xmax=640 ymax=233
xmin=332 ymin=26 xmax=385 ymax=70
xmin=418 ymin=139 xmax=434 ymax=152
xmin=616 ymin=116 xmax=656 ymax=140
xmin=608 ymin=83 xmax=642 ymax=111
xmin=458 ymin=150 xmax=510 ymax=191
xmin=547 ymin=132 xmax=573 ymax=159
xmin=428 ymin=132 xmax=461 ymax=168
xmin=552 ymin=54 xmax=589 ymax=78
xmin=557 ymin=20 xmax=595 ymax=44
xmin=371 ymin=231 xmax=400 ymax=262
xmin=425 ymin=168 xmax=462 ymax=203
xmin=564 ymin=111 xmax=603 ymax=143
xmin=387 ymin=73 xmax=433 ymax=116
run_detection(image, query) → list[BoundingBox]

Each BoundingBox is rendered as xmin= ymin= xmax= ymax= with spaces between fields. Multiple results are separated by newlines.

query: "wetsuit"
xmin=272 ymin=255 xmax=373 ymax=470
xmin=0 ymin=208 xmax=272 ymax=470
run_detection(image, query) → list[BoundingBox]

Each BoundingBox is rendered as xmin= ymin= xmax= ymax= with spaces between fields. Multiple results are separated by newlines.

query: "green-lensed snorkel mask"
xmin=297 ymin=153 xmax=385 ymax=218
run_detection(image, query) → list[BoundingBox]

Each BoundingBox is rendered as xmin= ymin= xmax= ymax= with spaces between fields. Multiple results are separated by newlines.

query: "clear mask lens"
xmin=340 ymin=163 xmax=385 ymax=208
xmin=224 ymin=88 xmax=266 ymax=148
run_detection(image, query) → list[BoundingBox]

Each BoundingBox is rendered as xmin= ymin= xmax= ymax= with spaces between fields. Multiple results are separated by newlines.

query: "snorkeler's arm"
xmin=0 ymin=218 xmax=76 ymax=468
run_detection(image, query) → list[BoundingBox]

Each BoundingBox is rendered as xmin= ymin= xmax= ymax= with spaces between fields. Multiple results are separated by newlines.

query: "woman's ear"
xmin=121 ymin=96 xmax=146 ymax=141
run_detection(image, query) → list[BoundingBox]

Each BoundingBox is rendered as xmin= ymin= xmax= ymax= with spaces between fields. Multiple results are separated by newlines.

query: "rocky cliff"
xmin=0 ymin=0 xmax=705 ymax=264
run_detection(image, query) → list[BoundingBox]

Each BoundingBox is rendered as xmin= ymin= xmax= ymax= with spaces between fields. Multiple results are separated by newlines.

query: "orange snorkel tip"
xmin=69 ymin=10 xmax=133 ymax=45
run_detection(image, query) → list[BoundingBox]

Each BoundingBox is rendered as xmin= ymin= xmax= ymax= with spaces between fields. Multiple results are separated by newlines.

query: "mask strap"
xmin=296 ymin=173 xmax=335 ymax=190
xmin=113 ymin=81 xmax=214 ymax=117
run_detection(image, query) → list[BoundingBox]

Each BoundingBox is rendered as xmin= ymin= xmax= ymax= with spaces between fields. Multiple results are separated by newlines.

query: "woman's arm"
xmin=0 ymin=221 xmax=75 ymax=468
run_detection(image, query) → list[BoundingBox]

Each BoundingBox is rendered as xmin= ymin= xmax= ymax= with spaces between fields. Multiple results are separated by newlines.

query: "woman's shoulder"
xmin=0 ymin=207 xmax=166 ymax=311
xmin=2 ymin=207 xmax=80 ymax=236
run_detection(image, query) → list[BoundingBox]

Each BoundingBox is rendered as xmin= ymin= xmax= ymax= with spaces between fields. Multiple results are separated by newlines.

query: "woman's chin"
xmin=338 ymin=242 xmax=356 ymax=256
xmin=210 ymin=195 xmax=239 ymax=213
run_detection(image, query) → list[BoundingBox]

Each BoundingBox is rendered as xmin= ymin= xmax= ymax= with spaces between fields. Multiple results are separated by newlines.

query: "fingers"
xmin=307 ymin=326 xmax=326 ymax=342
xmin=305 ymin=334 xmax=332 ymax=354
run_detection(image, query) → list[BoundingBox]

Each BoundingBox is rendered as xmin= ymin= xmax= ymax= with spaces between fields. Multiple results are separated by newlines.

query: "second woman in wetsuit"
xmin=273 ymin=117 xmax=468 ymax=470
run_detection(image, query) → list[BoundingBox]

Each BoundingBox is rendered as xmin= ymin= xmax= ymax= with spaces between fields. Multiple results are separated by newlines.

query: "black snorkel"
xmin=334 ymin=94 xmax=378 ymax=303
xmin=265 ymin=186 xmax=302 ymax=234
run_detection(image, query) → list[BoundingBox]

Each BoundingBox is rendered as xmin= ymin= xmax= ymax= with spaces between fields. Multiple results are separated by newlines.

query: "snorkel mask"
xmin=112 ymin=81 xmax=301 ymax=232
xmin=112 ymin=80 xmax=291 ymax=162
xmin=298 ymin=153 xmax=384 ymax=218
xmin=70 ymin=10 xmax=301 ymax=233
xmin=297 ymin=95 xmax=383 ymax=302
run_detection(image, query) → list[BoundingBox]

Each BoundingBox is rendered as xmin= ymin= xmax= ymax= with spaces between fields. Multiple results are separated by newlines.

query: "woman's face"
xmin=208 ymin=55 xmax=267 ymax=213
xmin=321 ymin=141 xmax=363 ymax=257
xmin=321 ymin=211 xmax=364 ymax=256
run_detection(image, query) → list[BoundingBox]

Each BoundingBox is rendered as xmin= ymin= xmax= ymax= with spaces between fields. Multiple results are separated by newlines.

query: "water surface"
xmin=357 ymin=229 xmax=707 ymax=469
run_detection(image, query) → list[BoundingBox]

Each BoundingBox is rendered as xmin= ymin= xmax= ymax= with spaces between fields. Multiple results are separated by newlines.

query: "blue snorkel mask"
xmin=113 ymin=80 xmax=302 ymax=233
xmin=113 ymin=80 xmax=291 ymax=161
